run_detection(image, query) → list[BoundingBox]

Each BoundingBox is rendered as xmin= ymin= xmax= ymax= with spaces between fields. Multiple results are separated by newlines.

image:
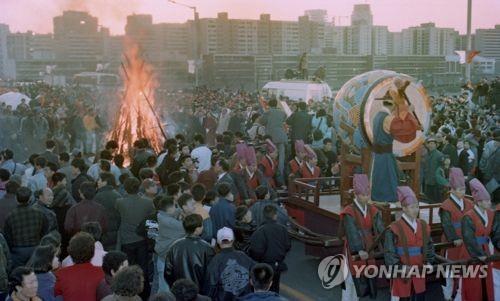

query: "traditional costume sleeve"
xmin=343 ymin=214 xmax=364 ymax=253
xmin=373 ymin=211 xmax=385 ymax=235
xmin=492 ymin=211 xmax=500 ymax=250
xmin=439 ymin=209 xmax=459 ymax=242
xmin=384 ymin=229 xmax=401 ymax=266
xmin=424 ymin=231 xmax=436 ymax=264
xmin=462 ymin=215 xmax=486 ymax=257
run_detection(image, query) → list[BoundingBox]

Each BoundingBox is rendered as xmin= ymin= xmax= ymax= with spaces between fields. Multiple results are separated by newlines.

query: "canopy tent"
xmin=0 ymin=92 xmax=31 ymax=109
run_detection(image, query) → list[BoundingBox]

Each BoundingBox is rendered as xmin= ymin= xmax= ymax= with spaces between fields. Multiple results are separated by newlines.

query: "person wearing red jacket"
xmin=300 ymin=145 xmax=320 ymax=179
xmin=339 ymin=174 xmax=384 ymax=301
xmin=461 ymin=178 xmax=495 ymax=301
xmin=439 ymin=167 xmax=474 ymax=300
xmin=384 ymin=186 xmax=435 ymax=300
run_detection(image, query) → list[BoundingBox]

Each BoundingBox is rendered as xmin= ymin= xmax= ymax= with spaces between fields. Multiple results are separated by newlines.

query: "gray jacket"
xmin=154 ymin=211 xmax=185 ymax=258
xmin=261 ymin=108 xmax=288 ymax=144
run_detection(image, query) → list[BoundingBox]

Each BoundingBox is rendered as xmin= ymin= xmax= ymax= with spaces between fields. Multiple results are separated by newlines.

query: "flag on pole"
xmin=466 ymin=50 xmax=480 ymax=64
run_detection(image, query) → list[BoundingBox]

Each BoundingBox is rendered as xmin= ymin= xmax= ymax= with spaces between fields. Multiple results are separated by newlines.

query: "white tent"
xmin=262 ymin=80 xmax=332 ymax=102
xmin=0 ymin=92 xmax=31 ymax=109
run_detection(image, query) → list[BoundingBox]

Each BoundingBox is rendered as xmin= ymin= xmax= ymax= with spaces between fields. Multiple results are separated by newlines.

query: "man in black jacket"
xmin=70 ymin=158 xmax=93 ymax=202
xmin=165 ymin=214 xmax=215 ymax=291
xmin=286 ymin=102 xmax=312 ymax=148
xmin=249 ymin=205 xmax=291 ymax=293
xmin=205 ymin=227 xmax=255 ymax=300
xmin=94 ymin=172 xmax=122 ymax=250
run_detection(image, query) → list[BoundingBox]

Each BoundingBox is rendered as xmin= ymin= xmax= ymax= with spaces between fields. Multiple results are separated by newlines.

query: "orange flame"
xmin=108 ymin=38 xmax=163 ymax=161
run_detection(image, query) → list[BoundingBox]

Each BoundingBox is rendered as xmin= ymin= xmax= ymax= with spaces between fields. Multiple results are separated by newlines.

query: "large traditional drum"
xmin=333 ymin=70 xmax=431 ymax=157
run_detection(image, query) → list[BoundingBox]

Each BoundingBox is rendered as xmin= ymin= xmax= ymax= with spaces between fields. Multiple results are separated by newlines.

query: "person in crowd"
xmin=153 ymin=196 xmax=184 ymax=294
xmin=64 ymin=181 xmax=107 ymax=236
xmin=55 ymin=232 xmax=105 ymax=301
xmin=423 ymin=136 xmax=444 ymax=203
xmin=39 ymin=140 xmax=59 ymax=167
xmin=440 ymin=134 xmax=458 ymax=167
xmin=287 ymin=102 xmax=312 ymax=148
xmin=0 ymin=181 xmax=20 ymax=232
xmin=457 ymin=140 xmax=475 ymax=178
xmin=234 ymin=206 xmax=255 ymax=254
xmin=258 ymin=139 xmax=279 ymax=188
xmin=102 ymin=265 xmax=144 ymax=301
xmin=57 ymin=152 xmax=73 ymax=191
xmin=88 ymin=150 xmax=121 ymax=182
xmin=260 ymin=98 xmax=288 ymax=182
xmin=33 ymin=188 xmax=58 ymax=232
xmin=6 ymin=267 xmax=40 ymax=301
xmin=130 ymin=140 xmax=153 ymax=178
xmin=206 ymin=227 xmax=255 ymax=300
xmin=97 ymin=251 xmax=129 ymax=301
xmin=239 ymin=263 xmax=288 ymax=301
xmin=70 ymin=158 xmax=93 ymax=202
xmin=116 ymin=177 xmax=154 ymax=296
xmin=249 ymin=205 xmax=291 ymax=293
xmin=62 ymin=222 xmax=107 ymax=267
xmin=164 ymin=214 xmax=215 ymax=291
xmin=384 ymin=186 xmax=436 ymax=300
xmin=95 ymin=172 xmax=122 ymax=251
xmin=27 ymin=157 xmax=48 ymax=193
xmin=461 ymin=178 xmax=495 ymax=300
xmin=249 ymin=186 xmax=288 ymax=227
xmin=26 ymin=245 xmax=59 ymax=301
xmin=191 ymin=134 xmax=212 ymax=173
xmin=170 ymin=279 xmax=210 ymax=301
xmin=4 ymin=187 xmax=49 ymax=268
xmin=214 ymin=159 xmax=243 ymax=201
xmin=210 ymin=183 xmax=236 ymax=233
xmin=339 ymin=174 xmax=384 ymax=301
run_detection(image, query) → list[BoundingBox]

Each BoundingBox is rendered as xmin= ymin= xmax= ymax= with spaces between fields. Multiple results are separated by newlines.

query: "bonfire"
xmin=108 ymin=38 xmax=165 ymax=160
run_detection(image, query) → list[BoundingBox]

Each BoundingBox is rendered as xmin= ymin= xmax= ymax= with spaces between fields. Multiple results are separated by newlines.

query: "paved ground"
xmin=280 ymin=240 xmax=445 ymax=301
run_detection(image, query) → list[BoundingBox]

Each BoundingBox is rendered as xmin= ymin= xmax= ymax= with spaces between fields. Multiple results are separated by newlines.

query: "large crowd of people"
xmin=0 ymin=75 xmax=497 ymax=301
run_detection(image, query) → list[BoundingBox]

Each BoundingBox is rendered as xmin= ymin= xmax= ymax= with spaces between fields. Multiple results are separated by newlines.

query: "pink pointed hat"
xmin=397 ymin=186 xmax=418 ymax=207
xmin=353 ymin=174 xmax=370 ymax=196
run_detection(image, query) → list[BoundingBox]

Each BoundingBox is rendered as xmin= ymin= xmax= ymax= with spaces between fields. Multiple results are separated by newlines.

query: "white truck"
xmin=262 ymin=80 xmax=333 ymax=102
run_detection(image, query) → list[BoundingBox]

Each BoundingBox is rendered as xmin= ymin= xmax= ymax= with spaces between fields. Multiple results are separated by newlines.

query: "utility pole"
xmin=465 ymin=0 xmax=472 ymax=82
xmin=168 ymin=0 xmax=200 ymax=86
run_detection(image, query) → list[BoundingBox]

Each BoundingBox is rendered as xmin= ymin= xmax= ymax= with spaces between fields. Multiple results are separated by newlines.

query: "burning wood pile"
xmin=108 ymin=38 xmax=165 ymax=160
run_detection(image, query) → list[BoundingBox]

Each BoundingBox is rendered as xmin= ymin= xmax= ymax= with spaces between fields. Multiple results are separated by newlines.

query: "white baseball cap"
xmin=217 ymin=227 xmax=234 ymax=244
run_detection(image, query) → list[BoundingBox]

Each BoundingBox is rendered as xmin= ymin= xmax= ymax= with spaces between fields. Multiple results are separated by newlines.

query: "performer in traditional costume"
xmin=371 ymin=79 xmax=420 ymax=203
xmin=384 ymin=186 xmax=435 ymax=300
xmin=439 ymin=167 xmax=474 ymax=301
xmin=289 ymin=140 xmax=306 ymax=176
xmin=461 ymin=178 xmax=495 ymax=301
xmin=340 ymin=174 xmax=384 ymax=301
xmin=300 ymin=145 xmax=321 ymax=179
xmin=242 ymin=145 xmax=267 ymax=202
xmin=258 ymin=139 xmax=278 ymax=188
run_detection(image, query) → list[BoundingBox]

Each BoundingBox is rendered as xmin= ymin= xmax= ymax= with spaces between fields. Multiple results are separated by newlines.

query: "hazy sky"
xmin=1 ymin=0 xmax=499 ymax=35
